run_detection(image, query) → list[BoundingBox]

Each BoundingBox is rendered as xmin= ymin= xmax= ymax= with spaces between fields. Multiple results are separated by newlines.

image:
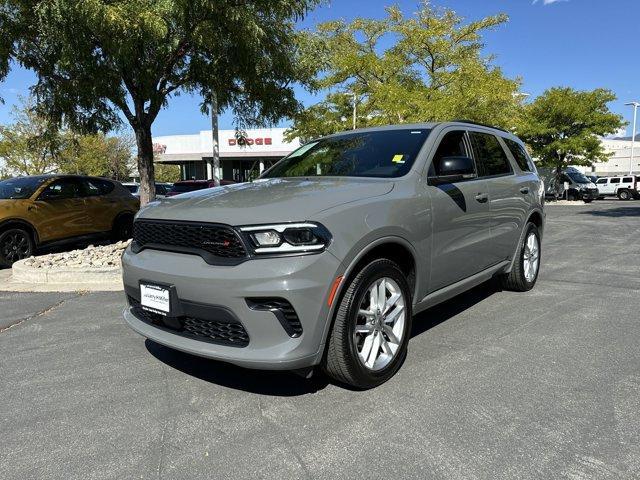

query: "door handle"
xmin=475 ymin=193 xmax=489 ymax=203
xmin=520 ymin=187 xmax=530 ymax=194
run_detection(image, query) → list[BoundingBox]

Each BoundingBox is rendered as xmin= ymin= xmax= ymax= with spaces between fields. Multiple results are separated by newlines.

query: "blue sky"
xmin=0 ymin=0 xmax=638 ymax=137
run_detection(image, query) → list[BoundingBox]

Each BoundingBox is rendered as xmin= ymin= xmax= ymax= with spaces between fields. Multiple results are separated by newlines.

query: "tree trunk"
xmin=135 ymin=122 xmax=155 ymax=206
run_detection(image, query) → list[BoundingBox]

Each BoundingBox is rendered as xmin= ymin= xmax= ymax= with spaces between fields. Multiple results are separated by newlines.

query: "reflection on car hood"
xmin=137 ymin=178 xmax=395 ymax=225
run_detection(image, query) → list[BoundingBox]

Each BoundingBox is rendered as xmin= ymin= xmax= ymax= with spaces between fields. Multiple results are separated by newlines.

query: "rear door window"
xmin=610 ymin=178 xmax=621 ymax=184
xmin=503 ymin=138 xmax=534 ymax=172
xmin=470 ymin=132 xmax=513 ymax=177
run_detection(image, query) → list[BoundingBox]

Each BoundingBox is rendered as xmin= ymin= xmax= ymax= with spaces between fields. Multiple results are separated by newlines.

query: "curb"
xmin=7 ymin=260 xmax=123 ymax=292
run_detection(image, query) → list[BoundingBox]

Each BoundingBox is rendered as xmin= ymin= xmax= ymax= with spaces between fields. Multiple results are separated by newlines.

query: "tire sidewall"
xmin=0 ymin=228 xmax=34 ymax=266
xmin=518 ymin=223 xmax=541 ymax=289
xmin=341 ymin=260 xmax=413 ymax=387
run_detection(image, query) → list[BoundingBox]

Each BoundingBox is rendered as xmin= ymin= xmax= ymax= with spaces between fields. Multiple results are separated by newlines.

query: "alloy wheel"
xmin=1 ymin=231 xmax=31 ymax=263
xmin=523 ymin=232 xmax=540 ymax=282
xmin=353 ymin=277 xmax=406 ymax=371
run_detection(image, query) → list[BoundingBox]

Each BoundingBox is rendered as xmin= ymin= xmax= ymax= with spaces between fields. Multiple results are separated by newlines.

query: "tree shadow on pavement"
xmin=578 ymin=206 xmax=640 ymax=218
xmin=145 ymin=339 xmax=329 ymax=397
xmin=411 ymin=279 xmax=501 ymax=338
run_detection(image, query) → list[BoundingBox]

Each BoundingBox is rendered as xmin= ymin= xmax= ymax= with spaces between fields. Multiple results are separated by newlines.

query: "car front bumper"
xmin=121 ymin=247 xmax=343 ymax=370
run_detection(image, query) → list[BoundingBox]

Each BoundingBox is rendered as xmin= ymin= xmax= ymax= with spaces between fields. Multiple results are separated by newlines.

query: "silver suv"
xmin=122 ymin=122 xmax=544 ymax=389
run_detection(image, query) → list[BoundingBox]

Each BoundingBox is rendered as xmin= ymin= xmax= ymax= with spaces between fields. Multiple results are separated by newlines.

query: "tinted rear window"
xmin=470 ymin=132 xmax=512 ymax=177
xmin=263 ymin=129 xmax=431 ymax=179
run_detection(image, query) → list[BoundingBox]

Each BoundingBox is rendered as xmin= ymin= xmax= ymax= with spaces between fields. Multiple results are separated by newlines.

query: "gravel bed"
xmin=22 ymin=241 xmax=130 ymax=269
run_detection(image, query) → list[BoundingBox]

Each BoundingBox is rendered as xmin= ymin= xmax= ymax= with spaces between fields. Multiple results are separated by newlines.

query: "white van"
xmin=595 ymin=176 xmax=640 ymax=200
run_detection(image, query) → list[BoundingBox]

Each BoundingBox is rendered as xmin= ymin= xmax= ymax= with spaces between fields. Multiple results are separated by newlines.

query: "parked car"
xmin=165 ymin=179 xmax=221 ymax=197
xmin=539 ymin=168 xmax=599 ymax=202
xmin=122 ymin=122 xmax=544 ymax=389
xmin=122 ymin=182 xmax=172 ymax=198
xmin=0 ymin=175 xmax=139 ymax=266
xmin=595 ymin=175 xmax=640 ymax=200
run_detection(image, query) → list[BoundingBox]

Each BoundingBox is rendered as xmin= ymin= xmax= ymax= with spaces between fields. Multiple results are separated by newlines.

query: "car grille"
xmin=132 ymin=220 xmax=247 ymax=263
xmin=128 ymin=296 xmax=249 ymax=347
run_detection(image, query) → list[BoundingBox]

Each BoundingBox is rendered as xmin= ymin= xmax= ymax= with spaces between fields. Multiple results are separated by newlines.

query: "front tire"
xmin=0 ymin=228 xmax=34 ymax=267
xmin=111 ymin=214 xmax=133 ymax=241
xmin=322 ymin=259 xmax=413 ymax=389
xmin=500 ymin=222 xmax=541 ymax=292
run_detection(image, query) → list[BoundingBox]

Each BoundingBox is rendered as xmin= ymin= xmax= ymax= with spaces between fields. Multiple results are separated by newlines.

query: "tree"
xmin=0 ymin=98 xmax=62 ymax=175
xmin=518 ymin=87 xmax=624 ymax=174
xmin=287 ymin=2 xmax=523 ymax=141
xmin=59 ymin=133 xmax=133 ymax=180
xmin=0 ymin=97 xmax=134 ymax=178
xmin=2 ymin=0 xmax=319 ymax=204
xmin=154 ymin=163 xmax=181 ymax=183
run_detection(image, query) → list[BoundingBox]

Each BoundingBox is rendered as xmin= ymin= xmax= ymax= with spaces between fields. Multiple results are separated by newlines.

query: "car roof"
xmin=320 ymin=121 xmax=522 ymax=143
xmin=174 ymin=180 xmax=215 ymax=185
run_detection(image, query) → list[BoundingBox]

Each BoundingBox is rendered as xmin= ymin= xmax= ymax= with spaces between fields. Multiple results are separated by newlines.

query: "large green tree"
xmin=518 ymin=87 xmax=624 ymax=173
xmin=0 ymin=97 xmax=134 ymax=178
xmin=58 ymin=133 xmax=133 ymax=180
xmin=1 ymin=0 xmax=318 ymax=204
xmin=0 ymin=98 xmax=62 ymax=175
xmin=288 ymin=2 xmax=523 ymax=141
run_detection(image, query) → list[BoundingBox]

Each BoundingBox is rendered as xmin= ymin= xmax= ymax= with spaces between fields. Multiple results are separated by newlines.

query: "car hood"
xmin=137 ymin=178 xmax=394 ymax=225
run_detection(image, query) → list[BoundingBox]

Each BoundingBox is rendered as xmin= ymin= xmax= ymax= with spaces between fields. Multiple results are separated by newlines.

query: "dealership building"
xmin=152 ymin=128 xmax=301 ymax=183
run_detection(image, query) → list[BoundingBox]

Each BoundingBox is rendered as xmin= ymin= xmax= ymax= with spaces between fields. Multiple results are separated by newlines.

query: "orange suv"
xmin=0 ymin=175 xmax=139 ymax=266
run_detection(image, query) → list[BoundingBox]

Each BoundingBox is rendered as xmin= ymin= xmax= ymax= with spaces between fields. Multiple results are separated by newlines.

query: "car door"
xmin=596 ymin=178 xmax=608 ymax=195
xmin=30 ymin=177 xmax=89 ymax=242
xmin=427 ymin=129 xmax=494 ymax=292
xmin=80 ymin=178 xmax=121 ymax=233
xmin=469 ymin=130 xmax=524 ymax=265
xmin=609 ymin=177 xmax=621 ymax=194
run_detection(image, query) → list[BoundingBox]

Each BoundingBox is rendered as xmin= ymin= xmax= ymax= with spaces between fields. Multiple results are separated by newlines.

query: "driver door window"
xmin=430 ymin=130 xmax=475 ymax=177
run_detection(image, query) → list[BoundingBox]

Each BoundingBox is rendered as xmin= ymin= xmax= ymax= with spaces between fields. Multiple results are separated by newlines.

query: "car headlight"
xmin=239 ymin=222 xmax=331 ymax=255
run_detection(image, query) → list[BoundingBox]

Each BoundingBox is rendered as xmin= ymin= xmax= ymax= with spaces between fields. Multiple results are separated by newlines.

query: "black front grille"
xmin=246 ymin=298 xmax=303 ymax=338
xmin=132 ymin=220 xmax=247 ymax=264
xmin=128 ymin=296 xmax=249 ymax=347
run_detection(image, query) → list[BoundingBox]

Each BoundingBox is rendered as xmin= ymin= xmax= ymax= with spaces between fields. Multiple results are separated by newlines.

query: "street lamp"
xmin=625 ymin=101 xmax=640 ymax=175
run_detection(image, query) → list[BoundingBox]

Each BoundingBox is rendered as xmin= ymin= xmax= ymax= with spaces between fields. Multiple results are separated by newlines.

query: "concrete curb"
xmin=4 ymin=260 xmax=123 ymax=292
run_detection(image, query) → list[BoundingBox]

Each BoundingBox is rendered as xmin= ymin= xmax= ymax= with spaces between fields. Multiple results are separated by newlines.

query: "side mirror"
xmin=429 ymin=156 xmax=477 ymax=184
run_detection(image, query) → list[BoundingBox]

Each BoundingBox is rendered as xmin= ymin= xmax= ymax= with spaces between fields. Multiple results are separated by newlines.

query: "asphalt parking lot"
xmin=1 ymin=200 xmax=639 ymax=480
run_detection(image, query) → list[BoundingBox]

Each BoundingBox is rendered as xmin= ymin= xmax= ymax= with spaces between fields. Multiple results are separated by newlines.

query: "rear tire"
xmin=618 ymin=189 xmax=630 ymax=201
xmin=500 ymin=223 xmax=541 ymax=292
xmin=111 ymin=214 xmax=133 ymax=241
xmin=566 ymin=191 xmax=577 ymax=201
xmin=583 ymin=199 xmax=593 ymax=204
xmin=0 ymin=228 xmax=34 ymax=267
xmin=322 ymin=258 xmax=412 ymax=389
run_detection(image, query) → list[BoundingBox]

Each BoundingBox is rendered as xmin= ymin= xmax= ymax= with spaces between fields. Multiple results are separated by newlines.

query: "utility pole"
xmin=210 ymin=90 xmax=220 ymax=182
xmin=625 ymin=101 xmax=639 ymax=175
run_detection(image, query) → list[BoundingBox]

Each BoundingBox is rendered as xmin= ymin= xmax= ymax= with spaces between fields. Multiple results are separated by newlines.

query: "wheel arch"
xmin=0 ymin=218 xmax=40 ymax=245
xmin=504 ymin=209 xmax=544 ymax=274
xmin=318 ymin=236 xmax=419 ymax=356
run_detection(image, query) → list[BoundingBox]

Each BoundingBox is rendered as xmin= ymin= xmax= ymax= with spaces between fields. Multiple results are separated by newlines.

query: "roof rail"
xmin=451 ymin=119 xmax=510 ymax=134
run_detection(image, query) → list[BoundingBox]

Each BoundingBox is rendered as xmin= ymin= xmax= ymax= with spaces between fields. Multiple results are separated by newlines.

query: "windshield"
xmin=0 ymin=177 xmax=48 ymax=200
xmin=567 ymin=172 xmax=590 ymax=184
xmin=263 ymin=129 xmax=431 ymax=179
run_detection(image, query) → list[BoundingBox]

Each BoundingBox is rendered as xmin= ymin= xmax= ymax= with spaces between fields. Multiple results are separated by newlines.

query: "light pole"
xmin=344 ymin=92 xmax=357 ymax=129
xmin=625 ymin=101 xmax=639 ymax=175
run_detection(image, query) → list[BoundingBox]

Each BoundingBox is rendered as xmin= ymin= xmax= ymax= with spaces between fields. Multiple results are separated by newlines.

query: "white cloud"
xmin=533 ymin=0 xmax=568 ymax=5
